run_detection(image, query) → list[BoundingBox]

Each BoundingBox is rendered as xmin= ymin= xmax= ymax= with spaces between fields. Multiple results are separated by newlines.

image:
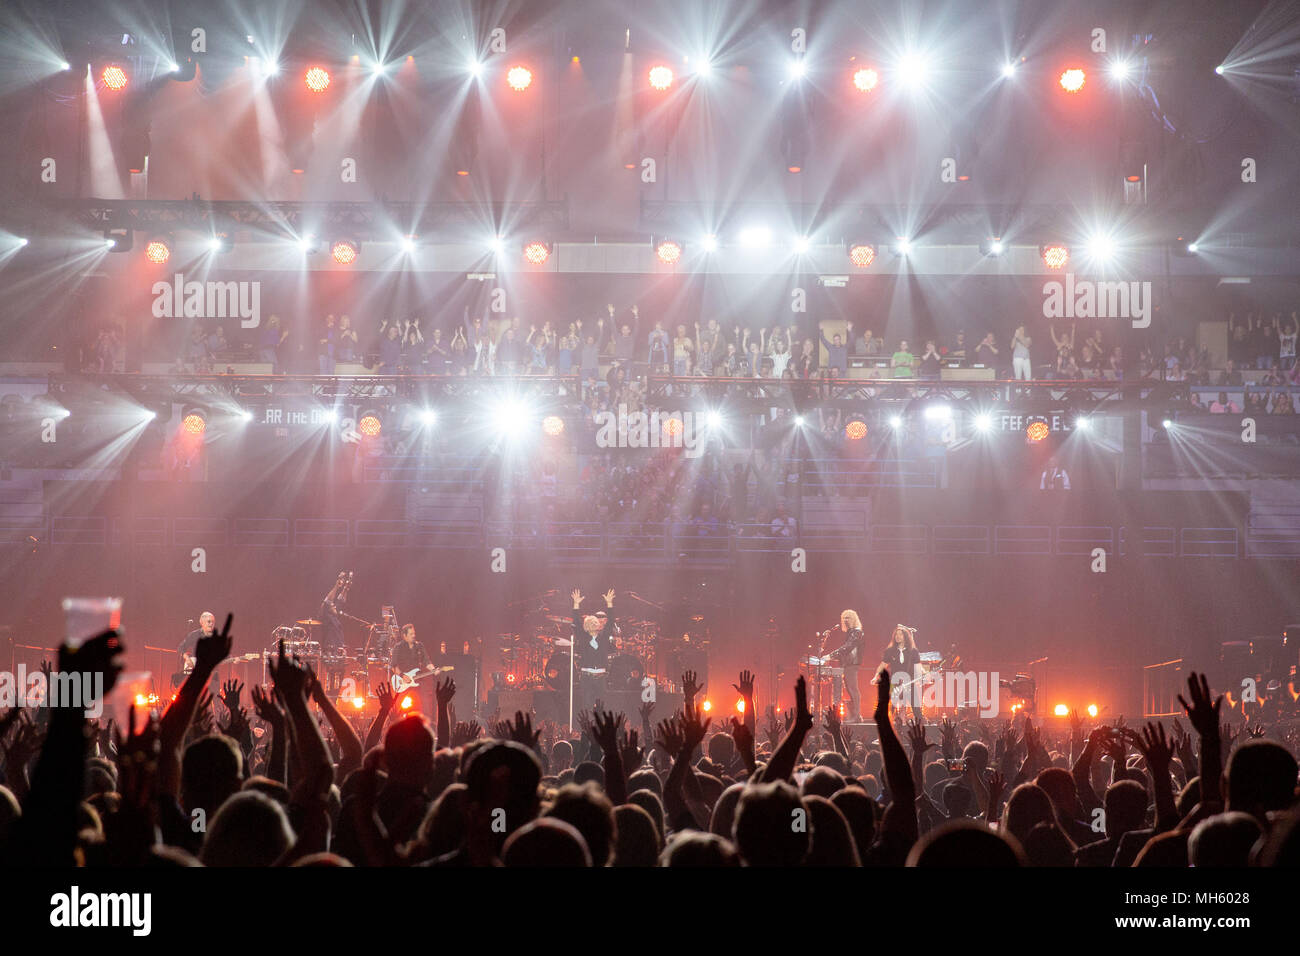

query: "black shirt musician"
xmin=829 ymin=609 xmax=866 ymax=721
xmin=571 ymin=588 xmax=616 ymax=671
xmin=877 ymin=625 xmax=923 ymax=713
xmin=320 ymin=571 xmax=350 ymax=652
xmin=390 ymin=624 xmax=431 ymax=677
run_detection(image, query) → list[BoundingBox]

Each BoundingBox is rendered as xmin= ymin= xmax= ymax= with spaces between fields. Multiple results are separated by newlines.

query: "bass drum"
xmin=544 ymin=651 xmax=572 ymax=691
xmin=607 ymin=653 xmax=645 ymax=690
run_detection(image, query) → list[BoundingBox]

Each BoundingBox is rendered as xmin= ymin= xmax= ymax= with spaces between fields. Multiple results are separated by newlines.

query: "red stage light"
xmin=144 ymin=240 xmax=170 ymax=264
xmin=1059 ymin=68 xmax=1086 ymax=93
xmin=400 ymin=694 xmax=413 ymax=710
xmin=358 ymin=414 xmax=382 ymax=437
xmin=102 ymin=65 xmax=128 ymax=90
xmin=1041 ymin=244 xmax=1069 ymax=270
xmin=845 ymin=419 xmax=868 ymax=440
xmin=655 ymin=240 xmax=682 ymax=265
xmin=331 ymin=240 xmax=358 ymax=265
xmin=182 ymin=413 xmax=206 ymax=436
xmin=542 ymin=415 xmax=565 ymax=436
xmin=648 ymin=65 xmax=674 ymax=90
xmin=455 ymin=169 xmax=469 ymax=176
xmin=849 ymin=244 xmax=876 ymax=268
xmin=787 ymin=165 xmax=802 ymax=173
xmin=305 ymin=66 xmax=331 ymax=92
xmin=1026 ymin=420 xmax=1050 ymax=443
xmin=662 ymin=416 xmax=684 ymax=435
xmin=522 ymin=241 xmax=550 ymax=265
xmin=506 ymin=66 xmax=532 ymax=91
xmin=852 ymin=68 xmax=879 ymax=92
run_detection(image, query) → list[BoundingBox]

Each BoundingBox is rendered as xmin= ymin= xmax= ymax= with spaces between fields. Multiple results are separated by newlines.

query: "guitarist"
xmin=825 ymin=609 xmax=865 ymax=722
xmin=174 ymin=611 xmax=216 ymax=687
xmin=390 ymin=624 xmax=432 ymax=687
xmin=873 ymin=625 xmax=922 ymax=718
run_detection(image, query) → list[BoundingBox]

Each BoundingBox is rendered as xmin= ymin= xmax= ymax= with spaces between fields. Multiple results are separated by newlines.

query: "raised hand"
xmin=655 ymin=715 xmax=684 ymax=757
xmin=906 ymin=717 xmax=934 ymax=757
xmin=194 ymin=689 xmax=215 ymax=735
xmin=939 ymin=716 xmax=958 ymax=757
xmin=732 ymin=669 xmax=755 ymax=700
xmin=987 ymin=769 xmax=1006 ymax=811
xmin=729 ymin=716 xmax=754 ymax=757
xmin=59 ymin=629 xmax=126 ymax=701
xmin=590 ymin=710 xmax=624 ymax=755
xmin=792 ymin=675 xmax=814 ymax=732
xmin=682 ymin=703 xmax=712 ymax=752
xmin=873 ymin=668 xmax=892 ymax=722
xmin=638 ymin=699 xmax=655 ymax=726
xmin=250 ymin=685 xmax=283 ymax=725
xmin=505 ymin=710 xmax=543 ymax=750
xmin=681 ymin=670 xmax=700 ymax=704
xmin=266 ymin=639 xmax=311 ymax=700
xmin=195 ymin=614 xmax=234 ymax=673
xmin=451 ymin=721 xmax=481 ymax=747
xmin=374 ymin=679 xmax=395 ymax=715
xmin=1133 ymin=722 xmax=1174 ymax=775
xmin=571 ymin=588 xmax=584 ymax=608
xmin=219 ymin=702 xmax=250 ymax=743
xmin=619 ymin=727 xmax=645 ymax=770
xmin=435 ymin=677 xmax=456 ymax=706
xmin=764 ymin=706 xmax=782 ymax=748
xmin=602 ymin=589 xmax=615 ymax=607
xmin=1247 ymin=723 xmax=1266 ymax=740
xmin=1176 ymin=672 xmax=1223 ymax=740
xmin=220 ymin=678 xmax=244 ymax=717
xmin=823 ymin=706 xmax=842 ymax=734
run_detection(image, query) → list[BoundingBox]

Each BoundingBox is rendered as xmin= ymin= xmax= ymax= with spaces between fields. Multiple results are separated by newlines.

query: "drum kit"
xmin=493 ymin=614 xmax=667 ymax=693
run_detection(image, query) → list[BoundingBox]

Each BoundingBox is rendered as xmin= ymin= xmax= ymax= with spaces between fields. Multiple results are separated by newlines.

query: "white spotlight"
xmin=1001 ymin=62 xmax=1016 ymax=79
xmin=705 ymin=410 xmax=723 ymax=429
xmin=1161 ymin=418 xmax=1173 ymax=429
xmin=974 ymin=413 xmax=993 ymax=432
xmin=1214 ymin=64 xmax=1225 ymax=76
xmin=142 ymin=409 xmax=157 ymax=421
xmin=298 ymin=234 xmax=316 ymax=253
xmin=1186 ymin=242 xmax=1198 ymax=253
xmin=794 ymin=415 xmax=805 ymax=427
xmin=489 ymin=236 xmax=504 ymax=255
xmin=792 ymin=236 xmax=811 ymax=254
xmin=168 ymin=61 xmax=180 ymax=73
xmin=419 ymin=409 xmax=437 ymax=426
xmin=323 ymin=409 xmax=339 ymax=423
xmin=1086 ymin=234 xmax=1117 ymax=261
xmin=897 ymin=54 xmax=928 ymax=86
xmin=494 ymin=400 xmax=529 ymax=434
xmin=18 ymin=238 xmax=28 ymax=247
xmin=889 ymin=415 xmax=904 ymax=430
xmin=468 ymin=60 xmax=483 ymax=78
xmin=895 ymin=238 xmax=912 ymax=256
xmin=105 ymin=238 xmax=116 ymax=248
xmin=695 ymin=59 xmax=713 ymax=78
xmin=400 ymin=236 xmax=415 ymax=253
xmin=239 ymin=410 xmax=254 ymax=422
xmin=1074 ymin=416 xmax=1091 ymax=431
xmin=702 ymin=234 xmax=718 ymax=253
xmin=788 ymin=59 xmax=807 ymax=79
xmin=60 ymin=61 xmax=71 ymax=71
xmin=1110 ymin=59 xmax=1131 ymax=80
xmin=372 ymin=61 xmax=387 ymax=76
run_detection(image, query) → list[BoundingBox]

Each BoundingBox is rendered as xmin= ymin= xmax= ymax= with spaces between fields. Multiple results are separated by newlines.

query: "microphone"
xmin=187 ymin=619 xmax=195 ymax=629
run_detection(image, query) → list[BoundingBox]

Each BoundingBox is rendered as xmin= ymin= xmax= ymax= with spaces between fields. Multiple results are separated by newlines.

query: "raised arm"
xmin=874 ymin=670 xmax=918 ymax=846
xmin=755 ymin=675 xmax=814 ymax=784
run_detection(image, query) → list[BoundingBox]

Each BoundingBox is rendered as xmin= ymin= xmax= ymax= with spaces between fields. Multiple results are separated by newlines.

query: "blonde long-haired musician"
xmin=827 ymin=609 xmax=865 ymax=721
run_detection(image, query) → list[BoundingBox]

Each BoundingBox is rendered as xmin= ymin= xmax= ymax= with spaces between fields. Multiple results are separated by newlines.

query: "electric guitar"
xmin=390 ymin=664 xmax=452 ymax=693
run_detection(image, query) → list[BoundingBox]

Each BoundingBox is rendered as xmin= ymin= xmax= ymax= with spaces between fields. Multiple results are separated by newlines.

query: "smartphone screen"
xmin=61 ymin=597 xmax=122 ymax=648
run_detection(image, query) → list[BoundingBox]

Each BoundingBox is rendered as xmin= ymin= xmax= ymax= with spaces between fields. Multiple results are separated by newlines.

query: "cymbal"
xmin=296 ymin=619 xmax=322 ymax=626
xmin=553 ymin=638 xmax=573 ymax=647
xmin=543 ymin=614 xmax=570 ymax=625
